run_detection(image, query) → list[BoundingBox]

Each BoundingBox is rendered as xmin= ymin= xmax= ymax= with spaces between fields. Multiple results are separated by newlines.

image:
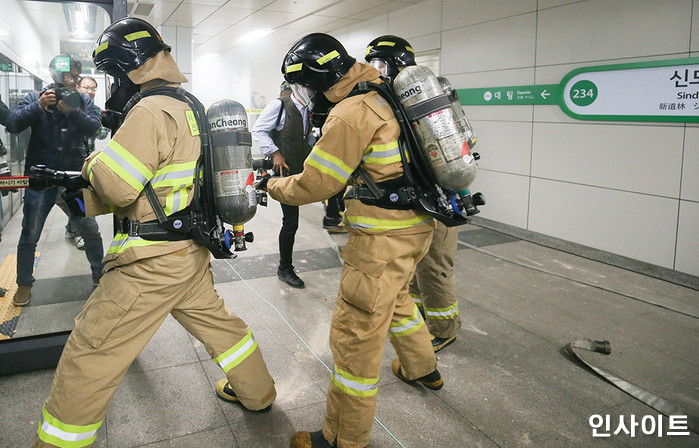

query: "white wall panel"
xmin=528 ymin=179 xmax=678 ymax=269
xmin=531 ymin=122 xmax=684 ymax=197
xmin=408 ymin=33 xmax=441 ymax=53
xmin=537 ymin=0 xmax=692 ymax=66
xmin=675 ymin=200 xmax=699 ymax=276
xmin=471 ymin=121 xmax=532 ymax=176
xmin=692 ymin=0 xmax=699 ymax=53
xmin=345 ymin=16 xmax=388 ymax=56
xmin=387 ymin=0 xmax=441 ymax=39
xmin=681 ymin=127 xmax=699 ymax=202
xmin=441 ymin=13 xmax=536 ymax=75
xmin=441 ymin=0 xmax=536 ymax=30
xmin=472 ymin=171 xmax=530 ymax=229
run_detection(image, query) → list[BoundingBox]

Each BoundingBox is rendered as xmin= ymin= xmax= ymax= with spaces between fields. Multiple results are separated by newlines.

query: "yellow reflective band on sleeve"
xmin=377 ymin=41 xmax=396 ymax=47
xmin=185 ymin=110 xmax=200 ymax=136
xmin=389 ymin=305 xmax=424 ymax=338
xmin=125 ymin=31 xmax=151 ymax=41
xmin=306 ymin=146 xmax=353 ymax=184
xmin=107 ymin=233 xmax=166 ymax=254
xmin=363 ymin=141 xmax=400 ymax=165
xmin=37 ymin=406 xmax=102 ymax=448
xmin=345 ymin=214 xmax=432 ymax=232
xmin=424 ymin=302 xmax=459 ymax=320
xmin=286 ymin=63 xmax=303 ymax=73
xmin=406 ymin=46 xmax=414 ymax=53
xmin=317 ymin=50 xmax=340 ymax=65
xmin=94 ymin=42 xmax=108 ymax=56
xmin=410 ymin=293 xmax=424 ymax=307
xmin=213 ymin=329 xmax=258 ymax=373
xmin=331 ymin=364 xmax=379 ymax=398
xmin=98 ymin=140 xmax=153 ymax=193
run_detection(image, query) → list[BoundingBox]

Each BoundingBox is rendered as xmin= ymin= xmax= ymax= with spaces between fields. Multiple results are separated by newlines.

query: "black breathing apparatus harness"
xmin=342 ymin=81 xmax=470 ymax=227
xmin=112 ymin=86 xmax=239 ymax=259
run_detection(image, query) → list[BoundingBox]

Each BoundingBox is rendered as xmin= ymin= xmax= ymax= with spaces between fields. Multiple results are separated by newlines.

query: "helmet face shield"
xmin=368 ymin=59 xmax=388 ymax=78
xmin=290 ymin=84 xmax=314 ymax=107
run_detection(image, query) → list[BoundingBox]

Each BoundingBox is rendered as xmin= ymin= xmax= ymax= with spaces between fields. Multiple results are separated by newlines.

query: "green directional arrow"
xmin=456 ymin=84 xmax=559 ymax=105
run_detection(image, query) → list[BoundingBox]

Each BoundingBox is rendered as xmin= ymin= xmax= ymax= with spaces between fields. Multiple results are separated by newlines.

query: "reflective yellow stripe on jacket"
xmin=331 ymin=364 xmax=379 ymax=398
xmin=88 ymin=139 xmax=152 ymax=192
xmin=213 ymin=329 xmax=258 ymax=373
xmin=151 ymin=161 xmax=197 ymax=215
xmin=345 ymin=214 xmax=432 ymax=232
xmin=388 ymin=305 xmax=425 ymax=338
xmin=107 ymin=233 xmax=165 ymax=255
xmin=363 ymin=140 xmax=400 ymax=165
xmin=37 ymin=406 xmax=102 ymax=448
xmin=306 ymin=146 xmax=353 ymax=184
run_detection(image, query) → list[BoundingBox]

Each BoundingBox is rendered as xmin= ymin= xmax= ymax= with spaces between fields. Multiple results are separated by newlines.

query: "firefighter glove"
xmin=62 ymin=189 xmax=86 ymax=217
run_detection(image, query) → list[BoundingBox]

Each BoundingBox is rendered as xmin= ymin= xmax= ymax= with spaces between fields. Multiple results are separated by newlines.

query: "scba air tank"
xmin=437 ymin=76 xmax=476 ymax=150
xmin=206 ymin=99 xmax=256 ymax=250
xmin=393 ymin=65 xmax=477 ymax=198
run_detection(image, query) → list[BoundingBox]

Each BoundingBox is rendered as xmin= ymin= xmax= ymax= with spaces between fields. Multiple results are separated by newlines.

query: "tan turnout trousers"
xmin=322 ymin=229 xmax=437 ymax=448
xmin=34 ymin=244 xmax=275 ymax=447
xmin=409 ymin=221 xmax=462 ymax=338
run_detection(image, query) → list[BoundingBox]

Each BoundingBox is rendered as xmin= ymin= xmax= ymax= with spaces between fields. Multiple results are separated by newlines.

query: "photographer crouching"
xmin=5 ymin=54 xmax=105 ymax=307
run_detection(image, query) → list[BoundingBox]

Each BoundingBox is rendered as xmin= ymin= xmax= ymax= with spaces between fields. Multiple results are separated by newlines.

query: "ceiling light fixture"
xmin=238 ymin=29 xmax=273 ymax=42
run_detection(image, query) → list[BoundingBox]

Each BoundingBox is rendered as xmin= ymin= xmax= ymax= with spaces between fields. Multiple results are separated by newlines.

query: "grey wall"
xmin=334 ymin=0 xmax=697 ymax=277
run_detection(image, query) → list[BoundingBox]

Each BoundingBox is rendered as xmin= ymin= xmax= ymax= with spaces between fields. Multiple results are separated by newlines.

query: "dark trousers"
xmin=325 ymin=188 xmax=345 ymax=220
xmin=17 ymin=188 xmax=104 ymax=285
xmin=278 ymin=202 xmax=299 ymax=269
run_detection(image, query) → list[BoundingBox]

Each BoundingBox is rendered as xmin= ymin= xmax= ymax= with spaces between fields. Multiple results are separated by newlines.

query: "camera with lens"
xmin=29 ymin=165 xmax=90 ymax=191
xmin=52 ymin=87 xmax=83 ymax=109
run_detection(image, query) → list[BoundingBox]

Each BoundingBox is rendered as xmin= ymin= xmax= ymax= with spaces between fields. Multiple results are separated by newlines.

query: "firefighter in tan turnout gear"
xmin=365 ymin=35 xmax=462 ymax=352
xmin=262 ymin=33 xmax=443 ymax=448
xmin=32 ymin=18 xmax=275 ymax=448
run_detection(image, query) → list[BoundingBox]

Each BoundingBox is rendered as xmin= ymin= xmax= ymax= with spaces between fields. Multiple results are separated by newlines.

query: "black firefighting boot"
xmin=391 ymin=359 xmax=443 ymax=390
xmin=290 ymin=430 xmax=336 ymax=448
xmin=215 ymin=379 xmax=271 ymax=412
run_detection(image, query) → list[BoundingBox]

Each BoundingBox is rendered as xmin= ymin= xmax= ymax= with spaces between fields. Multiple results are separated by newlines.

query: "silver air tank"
xmin=207 ymin=99 xmax=256 ymax=250
xmin=393 ymin=65 xmax=477 ymax=200
xmin=437 ymin=76 xmax=476 ymax=150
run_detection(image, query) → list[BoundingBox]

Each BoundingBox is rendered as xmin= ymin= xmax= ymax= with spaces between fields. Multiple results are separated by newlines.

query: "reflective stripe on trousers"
xmin=330 ymin=364 xmax=379 ymax=398
xmin=213 ymin=329 xmax=258 ymax=373
xmin=37 ymin=407 xmax=102 ymax=448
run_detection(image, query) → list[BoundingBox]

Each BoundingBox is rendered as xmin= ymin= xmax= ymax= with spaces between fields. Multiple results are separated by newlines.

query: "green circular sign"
xmin=569 ymin=80 xmax=597 ymax=106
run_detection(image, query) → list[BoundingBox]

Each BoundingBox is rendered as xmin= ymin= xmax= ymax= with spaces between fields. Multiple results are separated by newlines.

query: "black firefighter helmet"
xmin=93 ymin=17 xmax=170 ymax=79
xmin=365 ymin=35 xmax=415 ymax=80
xmin=281 ymin=33 xmax=355 ymax=93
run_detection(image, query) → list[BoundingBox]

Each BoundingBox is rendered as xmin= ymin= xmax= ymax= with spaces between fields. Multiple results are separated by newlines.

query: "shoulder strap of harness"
xmin=118 ymin=86 xmax=234 ymax=258
xmin=346 ymin=81 xmax=470 ymax=226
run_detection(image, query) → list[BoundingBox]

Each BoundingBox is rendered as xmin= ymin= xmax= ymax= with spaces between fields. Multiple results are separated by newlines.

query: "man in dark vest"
xmin=252 ymin=81 xmax=314 ymax=288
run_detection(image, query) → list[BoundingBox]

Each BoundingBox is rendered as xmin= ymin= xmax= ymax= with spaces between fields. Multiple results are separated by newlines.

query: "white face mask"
xmin=369 ymin=59 xmax=388 ymax=78
xmin=290 ymin=84 xmax=314 ymax=107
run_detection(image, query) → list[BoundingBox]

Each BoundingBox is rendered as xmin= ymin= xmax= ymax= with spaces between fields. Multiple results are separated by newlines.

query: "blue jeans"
xmin=17 ymin=188 xmax=104 ymax=286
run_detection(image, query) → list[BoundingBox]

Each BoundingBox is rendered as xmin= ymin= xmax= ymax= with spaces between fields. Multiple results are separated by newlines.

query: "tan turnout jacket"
xmin=268 ymin=62 xmax=434 ymax=236
xmin=81 ymin=51 xmax=197 ymax=269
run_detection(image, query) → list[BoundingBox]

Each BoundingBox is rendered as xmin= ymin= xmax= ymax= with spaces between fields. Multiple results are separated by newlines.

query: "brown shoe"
xmin=13 ymin=285 xmax=31 ymax=307
xmin=290 ymin=430 xmax=336 ymax=448
xmin=391 ymin=358 xmax=443 ymax=390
